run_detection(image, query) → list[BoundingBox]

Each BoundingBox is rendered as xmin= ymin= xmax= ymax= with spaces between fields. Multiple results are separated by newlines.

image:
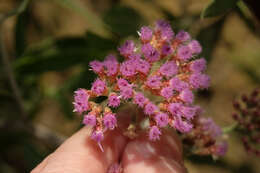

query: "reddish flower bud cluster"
xmin=232 ymin=88 xmax=260 ymax=156
xmin=73 ymin=20 xmax=212 ymax=150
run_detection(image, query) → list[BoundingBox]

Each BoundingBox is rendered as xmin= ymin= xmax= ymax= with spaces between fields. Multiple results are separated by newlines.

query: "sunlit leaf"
xmin=196 ymin=18 xmax=225 ymax=62
xmin=201 ymin=0 xmax=240 ymax=18
xmin=54 ymin=0 xmax=111 ymax=38
xmin=235 ymin=1 xmax=260 ymax=37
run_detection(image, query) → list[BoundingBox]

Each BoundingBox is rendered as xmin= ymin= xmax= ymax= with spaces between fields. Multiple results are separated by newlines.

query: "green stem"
xmin=0 ymin=0 xmax=31 ymax=25
xmin=222 ymin=123 xmax=238 ymax=133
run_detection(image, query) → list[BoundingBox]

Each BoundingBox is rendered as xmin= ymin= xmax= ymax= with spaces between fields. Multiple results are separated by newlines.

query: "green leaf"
xmin=15 ymin=9 xmax=30 ymax=57
xmin=60 ymin=68 xmax=96 ymax=92
xmin=196 ymin=18 xmax=225 ymax=62
xmin=201 ymin=0 xmax=240 ymax=18
xmin=54 ymin=90 xmax=74 ymax=120
xmin=54 ymin=68 xmax=96 ymax=119
xmin=103 ymin=5 xmax=144 ymax=38
xmin=235 ymin=2 xmax=260 ymax=37
xmin=54 ymin=0 xmax=111 ymax=38
xmin=14 ymin=33 xmax=117 ymax=75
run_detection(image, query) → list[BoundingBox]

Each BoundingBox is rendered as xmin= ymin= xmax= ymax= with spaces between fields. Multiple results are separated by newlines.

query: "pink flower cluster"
xmin=73 ymin=20 xmax=211 ymax=146
xmin=182 ymin=114 xmax=228 ymax=157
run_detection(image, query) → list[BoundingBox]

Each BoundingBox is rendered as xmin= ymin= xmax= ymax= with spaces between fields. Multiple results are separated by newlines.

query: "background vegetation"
xmin=0 ymin=0 xmax=259 ymax=172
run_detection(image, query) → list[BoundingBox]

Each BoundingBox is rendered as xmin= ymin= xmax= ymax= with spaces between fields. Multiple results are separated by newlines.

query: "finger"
xmin=32 ymin=127 xmax=127 ymax=173
xmin=121 ymin=129 xmax=187 ymax=173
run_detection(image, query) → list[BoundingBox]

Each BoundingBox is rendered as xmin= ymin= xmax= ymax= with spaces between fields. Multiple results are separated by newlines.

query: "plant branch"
xmin=0 ymin=0 xmax=31 ymax=119
xmin=0 ymin=0 xmax=30 ymax=25
xmin=222 ymin=123 xmax=238 ymax=133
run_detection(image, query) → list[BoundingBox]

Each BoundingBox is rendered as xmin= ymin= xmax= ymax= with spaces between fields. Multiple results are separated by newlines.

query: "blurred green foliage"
xmin=0 ymin=0 xmax=259 ymax=172
xmin=201 ymin=0 xmax=240 ymax=18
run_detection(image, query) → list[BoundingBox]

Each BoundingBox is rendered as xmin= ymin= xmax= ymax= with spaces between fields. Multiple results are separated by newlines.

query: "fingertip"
xmin=36 ymin=127 xmax=128 ymax=173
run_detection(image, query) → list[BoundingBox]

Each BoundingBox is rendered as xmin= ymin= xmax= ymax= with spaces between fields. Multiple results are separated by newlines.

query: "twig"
xmin=222 ymin=123 xmax=238 ymax=133
xmin=0 ymin=0 xmax=31 ymax=119
xmin=0 ymin=0 xmax=30 ymax=25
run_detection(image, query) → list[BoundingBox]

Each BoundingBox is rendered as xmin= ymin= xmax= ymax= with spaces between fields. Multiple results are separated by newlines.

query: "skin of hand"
xmin=31 ymin=127 xmax=187 ymax=173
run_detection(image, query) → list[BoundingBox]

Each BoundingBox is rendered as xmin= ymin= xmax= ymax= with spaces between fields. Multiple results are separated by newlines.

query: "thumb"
xmin=31 ymin=127 xmax=127 ymax=173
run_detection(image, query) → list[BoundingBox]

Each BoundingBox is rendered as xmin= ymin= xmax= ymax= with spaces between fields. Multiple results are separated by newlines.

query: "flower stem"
xmin=222 ymin=123 xmax=238 ymax=133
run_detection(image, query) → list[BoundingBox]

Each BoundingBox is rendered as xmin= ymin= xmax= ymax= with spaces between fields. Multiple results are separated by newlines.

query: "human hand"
xmin=31 ymin=127 xmax=186 ymax=173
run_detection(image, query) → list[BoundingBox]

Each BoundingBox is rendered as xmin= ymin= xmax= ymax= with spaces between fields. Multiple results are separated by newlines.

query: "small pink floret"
xmin=159 ymin=61 xmax=178 ymax=77
xmin=155 ymin=112 xmax=169 ymax=128
xmin=144 ymin=102 xmax=158 ymax=115
xmin=89 ymin=60 xmax=103 ymax=73
xmin=134 ymin=93 xmax=147 ymax=107
xmin=83 ymin=113 xmax=96 ymax=126
xmin=91 ymin=79 xmax=106 ymax=96
xmin=103 ymin=113 xmax=117 ymax=130
xmin=108 ymin=94 xmax=120 ymax=108
xmin=149 ymin=126 xmax=161 ymax=141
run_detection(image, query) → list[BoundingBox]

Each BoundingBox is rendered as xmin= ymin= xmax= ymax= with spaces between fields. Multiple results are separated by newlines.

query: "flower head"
xmin=181 ymin=106 xmax=196 ymax=120
xmin=136 ymin=59 xmax=150 ymax=75
xmin=149 ymin=126 xmax=161 ymax=141
xmin=118 ymin=40 xmax=135 ymax=57
xmin=89 ymin=60 xmax=103 ymax=73
xmin=159 ymin=61 xmax=178 ymax=77
xmin=145 ymin=75 xmax=162 ymax=89
xmin=181 ymin=115 xmax=227 ymax=157
xmin=176 ymin=30 xmax=190 ymax=42
xmin=155 ymin=112 xmax=169 ymax=127
xmin=134 ymin=93 xmax=147 ymax=107
xmin=117 ymin=78 xmax=130 ymax=89
xmin=188 ymin=40 xmax=202 ymax=54
xmin=141 ymin=43 xmax=159 ymax=62
xmin=104 ymin=55 xmax=118 ymax=76
xmin=215 ymin=141 xmax=228 ymax=156
xmin=108 ymin=94 xmax=120 ymax=108
xmin=91 ymin=130 xmax=104 ymax=143
xmin=168 ymin=103 xmax=182 ymax=116
xmin=173 ymin=117 xmax=193 ymax=133
xmin=120 ymin=86 xmax=133 ymax=100
xmin=200 ymin=117 xmax=222 ymax=138
xmin=155 ymin=20 xmax=174 ymax=41
xmin=73 ymin=89 xmax=89 ymax=113
xmin=139 ymin=26 xmax=153 ymax=42
xmin=177 ymin=45 xmax=192 ymax=61
xmin=144 ymin=102 xmax=158 ymax=115
xmin=120 ymin=60 xmax=136 ymax=77
xmin=83 ymin=113 xmax=96 ymax=126
xmin=180 ymin=89 xmax=194 ymax=104
xmin=160 ymin=87 xmax=173 ymax=99
xmin=161 ymin=44 xmax=173 ymax=56
xmin=103 ymin=113 xmax=117 ymax=130
xmin=91 ymin=79 xmax=106 ymax=96
xmin=170 ymin=77 xmax=189 ymax=92
xmin=190 ymin=58 xmax=206 ymax=73
xmin=73 ymin=19 xmax=215 ymax=155
xmin=189 ymin=73 xmax=210 ymax=89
